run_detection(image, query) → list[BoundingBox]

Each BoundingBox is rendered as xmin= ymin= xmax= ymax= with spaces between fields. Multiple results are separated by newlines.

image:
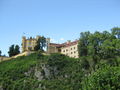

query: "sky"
xmin=0 ymin=0 xmax=120 ymax=56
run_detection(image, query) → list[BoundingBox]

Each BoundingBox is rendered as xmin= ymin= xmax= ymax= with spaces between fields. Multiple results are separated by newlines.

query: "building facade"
xmin=22 ymin=36 xmax=79 ymax=58
xmin=47 ymin=40 xmax=79 ymax=58
xmin=22 ymin=36 xmax=41 ymax=52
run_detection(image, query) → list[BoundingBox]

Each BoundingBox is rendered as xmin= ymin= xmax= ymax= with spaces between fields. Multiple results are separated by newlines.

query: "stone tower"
xmin=46 ymin=38 xmax=50 ymax=53
xmin=22 ymin=36 xmax=41 ymax=52
xmin=22 ymin=36 xmax=26 ymax=52
xmin=36 ymin=36 xmax=41 ymax=40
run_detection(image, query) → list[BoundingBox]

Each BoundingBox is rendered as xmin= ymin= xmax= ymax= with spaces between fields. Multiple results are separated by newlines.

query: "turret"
xmin=22 ymin=36 xmax=26 ymax=41
xmin=46 ymin=38 xmax=50 ymax=53
xmin=36 ymin=35 xmax=41 ymax=40
xmin=22 ymin=36 xmax=26 ymax=52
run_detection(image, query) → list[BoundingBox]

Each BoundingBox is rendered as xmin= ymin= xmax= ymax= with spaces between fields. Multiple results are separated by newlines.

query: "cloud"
xmin=60 ymin=38 xmax=64 ymax=41
xmin=50 ymin=38 xmax=65 ymax=43
xmin=50 ymin=38 xmax=57 ymax=43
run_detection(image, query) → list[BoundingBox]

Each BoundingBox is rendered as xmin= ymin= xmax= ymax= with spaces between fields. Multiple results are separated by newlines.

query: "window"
xmin=28 ymin=45 xmax=32 ymax=48
xmin=74 ymin=51 xmax=76 ymax=53
xmin=71 ymin=48 xmax=72 ymax=50
xmin=66 ymin=49 xmax=68 ymax=52
xmin=74 ymin=47 xmax=76 ymax=49
xmin=63 ymin=50 xmax=65 ymax=52
xmin=71 ymin=52 xmax=73 ymax=54
xmin=28 ymin=42 xmax=31 ymax=45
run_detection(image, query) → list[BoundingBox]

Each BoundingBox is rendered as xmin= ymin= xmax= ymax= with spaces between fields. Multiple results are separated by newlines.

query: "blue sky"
xmin=0 ymin=0 xmax=120 ymax=56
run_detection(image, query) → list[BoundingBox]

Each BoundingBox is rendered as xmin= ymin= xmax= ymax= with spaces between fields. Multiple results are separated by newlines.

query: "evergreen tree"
xmin=8 ymin=45 xmax=20 ymax=57
xmin=8 ymin=45 xmax=15 ymax=57
xmin=14 ymin=45 xmax=20 ymax=55
xmin=0 ymin=50 xmax=2 ymax=56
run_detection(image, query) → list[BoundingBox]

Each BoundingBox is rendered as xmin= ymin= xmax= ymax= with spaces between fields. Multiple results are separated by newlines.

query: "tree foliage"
xmin=78 ymin=27 xmax=120 ymax=71
xmin=8 ymin=45 xmax=20 ymax=57
xmin=78 ymin=31 xmax=90 ymax=57
xmin=0 ymin=50 xmax=1 ymax=56
xmin=111 ymin=27 xmax=120 ymax=39
xmin=34 ymin=36 xmax=46 ymax=51
xmin=82 ymin=66 xmax=120 ymax=90
xmin=78 ymin=28 xmax=120 ymax=60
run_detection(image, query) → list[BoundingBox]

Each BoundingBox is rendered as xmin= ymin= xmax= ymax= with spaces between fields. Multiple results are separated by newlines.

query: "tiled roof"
xmin=49 ymin=40 xmax=79 ymax=48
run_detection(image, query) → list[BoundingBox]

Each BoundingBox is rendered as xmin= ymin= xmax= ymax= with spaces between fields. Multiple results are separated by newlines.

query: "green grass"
xmin=0 ymin=53 xmax=38 ymax=90
xmin=0 ymin=53 xmax=120 ymax=90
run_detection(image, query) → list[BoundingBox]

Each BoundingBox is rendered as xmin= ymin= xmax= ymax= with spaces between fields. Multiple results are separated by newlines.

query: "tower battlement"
xmin=22 ymin=36 xmax=41 ymax=52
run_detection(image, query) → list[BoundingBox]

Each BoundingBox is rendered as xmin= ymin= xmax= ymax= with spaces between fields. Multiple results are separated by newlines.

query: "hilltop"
xmin=0 ymin=52 xmax=120 ymax=90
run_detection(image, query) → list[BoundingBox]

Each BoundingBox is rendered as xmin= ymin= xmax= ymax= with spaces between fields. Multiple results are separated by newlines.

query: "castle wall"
xmin=47 ymin=46 xmax=59 ymax=53
xmin=61 ymin=44 xmax=79 ymax=58
xmin=47 ymin=40 xmax=79 ymax=58
xmin=22 ymin=36 xmax=39 ymax=52
xmin=22 ymin=36 xmax=79 ymax=58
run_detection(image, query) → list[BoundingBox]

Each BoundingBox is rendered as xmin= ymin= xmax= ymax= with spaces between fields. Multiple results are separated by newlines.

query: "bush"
xmin=47 ymin=53 xmax=68 ymax=69
xmin=82 ymin=66 xmax=120 ymax=90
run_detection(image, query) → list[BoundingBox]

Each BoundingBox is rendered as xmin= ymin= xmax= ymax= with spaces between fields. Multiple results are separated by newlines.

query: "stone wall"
xmin=0 ymin=57 xmax=11 ymax=62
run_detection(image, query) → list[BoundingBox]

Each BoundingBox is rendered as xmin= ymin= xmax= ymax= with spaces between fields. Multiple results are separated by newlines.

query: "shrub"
xmin=82 ymin=66 xmax=120 ymax=90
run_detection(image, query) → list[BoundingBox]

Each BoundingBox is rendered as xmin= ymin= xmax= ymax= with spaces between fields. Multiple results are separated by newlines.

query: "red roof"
xmin=49 ymin=40 xmax=79 ymax=48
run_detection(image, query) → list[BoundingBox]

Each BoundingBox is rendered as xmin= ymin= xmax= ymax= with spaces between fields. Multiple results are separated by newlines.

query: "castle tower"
xmin=22 ymin=36 xmax=26 ymax=52
xmin=22 ymin=36 xmax=42 ymax=52
xmin=36 ymin=35 xmax=41 ymax=40
xmin=46 ymin=38 xmax=50 ymax=53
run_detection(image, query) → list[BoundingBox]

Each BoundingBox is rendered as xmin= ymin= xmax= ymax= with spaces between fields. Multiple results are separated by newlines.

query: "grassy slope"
xmin=0 ymin=53 xmax=120 ymax=90
xmin=0 ymin=53 xmax=38 ymax=90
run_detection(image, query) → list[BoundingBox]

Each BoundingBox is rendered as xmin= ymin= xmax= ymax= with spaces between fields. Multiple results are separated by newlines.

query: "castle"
xmin=22 ymin=36 xmax=79 ymax=58
xmin=22 ymin=36 xmax=41 ymax=52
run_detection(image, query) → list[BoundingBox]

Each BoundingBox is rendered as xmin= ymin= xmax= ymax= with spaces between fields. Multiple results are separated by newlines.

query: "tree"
xmin=34 ymin=38 xmax=41 ymax=51
xmin=40 ymin=36 xmax=46 ymax=50
xmin=82 ymin=66 xmax=120 ymax=90
xmin=0 ymin=50 xmax=2 ymax=56
xmin=78 ymin=31 xmax=91 ymax=57
xmin=14 ymin=45 xmax=20 ymax=55
xmin=8 ymin=45 xmax=15 ymax=57
xmin=81 ymin=57 xmax=90 ymax=70
xmin=111 ymin=27 xmax=120 ymax=39
xmin=34 ymin=36 xmax=46 ymax=51
xmin=78 ymin=30 xmax=118 ymax=70
xmin=78 ymin=30 xmax=116 ymax=59
xmin=101 ymin=39 xmax=120 ymax=59
xmin=8 ymin=45 xmax=20 ymax=57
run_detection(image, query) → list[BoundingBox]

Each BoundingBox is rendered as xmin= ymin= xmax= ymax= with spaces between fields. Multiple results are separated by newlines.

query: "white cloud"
xmin=50 ymin=38 xmax=65 ymax=43
xmin=60 ymin=38 xmax=64 ymax=41
xmin=50 ymin=38 xmax=57 ymax=43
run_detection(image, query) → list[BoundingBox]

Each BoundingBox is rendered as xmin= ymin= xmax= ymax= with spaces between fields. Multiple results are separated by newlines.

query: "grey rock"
xmin=35 ymin=69 xmax=44 ymax=81
xmin=0 ymin=85 xmax=3 ymax=90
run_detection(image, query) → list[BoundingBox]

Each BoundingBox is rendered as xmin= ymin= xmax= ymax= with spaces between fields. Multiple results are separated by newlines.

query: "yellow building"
xmin=22 ymin=36 xmax=41 ymax=52
xmin=22 ymin=36 xmax=79 ymax=58
xmin=47 ymin=40 xmax=79 ymax=58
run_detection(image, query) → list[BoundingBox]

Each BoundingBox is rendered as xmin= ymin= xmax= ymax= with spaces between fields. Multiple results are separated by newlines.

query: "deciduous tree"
xmin=34 ymin=36 xmax=46 ymax=51
xmin=111 ymin=27 xmax=120 ymax=39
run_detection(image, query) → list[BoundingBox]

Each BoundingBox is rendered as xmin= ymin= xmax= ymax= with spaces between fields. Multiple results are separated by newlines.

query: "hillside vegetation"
xmin=1 ymin=27 xmax=120 ymax=90
xmin=0 ymin=52 xmax=120 ymax=90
